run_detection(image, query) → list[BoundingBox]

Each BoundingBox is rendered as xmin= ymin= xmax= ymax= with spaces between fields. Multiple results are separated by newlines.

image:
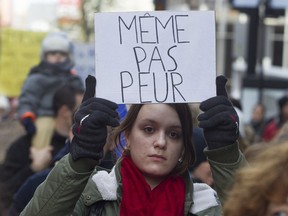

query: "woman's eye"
xmin=144 ymin=126 xmax=154 ymax=133
xmin=170 ymin=131 xmax=180 ymax=139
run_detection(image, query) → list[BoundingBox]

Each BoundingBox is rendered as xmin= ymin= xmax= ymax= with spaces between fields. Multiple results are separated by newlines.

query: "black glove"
xmin=197 ymin=75 xmax=239 ymax=149
xmin=70 ymin=75 xmax=120 ymax=161
xmin=22 ymin=117 xmax=36 ymax=135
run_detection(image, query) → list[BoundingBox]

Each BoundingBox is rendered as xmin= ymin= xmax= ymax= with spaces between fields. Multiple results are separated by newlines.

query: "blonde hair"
xmin=224 ymin=142 xmax=288 ymax=216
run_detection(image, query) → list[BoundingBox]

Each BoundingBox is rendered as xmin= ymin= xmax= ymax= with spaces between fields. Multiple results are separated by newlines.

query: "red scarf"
xmin=120 ymin=156 xmax=185 ymax=216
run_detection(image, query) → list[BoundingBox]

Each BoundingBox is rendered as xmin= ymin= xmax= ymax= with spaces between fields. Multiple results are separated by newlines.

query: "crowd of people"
xmin=0 ymin=30 xmax=288 ymax=216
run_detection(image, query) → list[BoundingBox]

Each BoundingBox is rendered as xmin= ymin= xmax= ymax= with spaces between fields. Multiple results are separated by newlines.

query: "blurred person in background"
xmin=245 ymin=103 xmax=267 ymax=144
xmin=17 ymin=31 xmax=84 ymax=150
xmin=0 ymin=84 xmax=83 ymax=214
xmin=268 ymin=119 xmax=288 ymax=145
xmin=223 ymin=141 xmax=288 ymax=216
xmin=249 ymin=103 xmax=267 ymax=142
xmin=0 ymin=97 xmax=25 ymax=164
xmin=262 ymin=95 xmax=288 ymax=142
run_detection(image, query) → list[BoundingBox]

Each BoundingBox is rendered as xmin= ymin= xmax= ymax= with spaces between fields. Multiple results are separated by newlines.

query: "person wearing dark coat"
xmin=17 ymin=32 xmax=84 ymax=150
xmin=0 ymin=84 xmax=82 ymax=214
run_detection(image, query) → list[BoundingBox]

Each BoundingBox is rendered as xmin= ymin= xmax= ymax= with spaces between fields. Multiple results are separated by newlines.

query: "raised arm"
xmin=20 ymin=75 xmax=119 ymax=216
xmin=198 ymin=75 xmax=247 ymax=204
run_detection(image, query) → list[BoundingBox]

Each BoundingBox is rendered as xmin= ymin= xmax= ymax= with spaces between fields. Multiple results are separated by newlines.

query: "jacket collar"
xmin=82 ymin=160 xmax=219 ymax=215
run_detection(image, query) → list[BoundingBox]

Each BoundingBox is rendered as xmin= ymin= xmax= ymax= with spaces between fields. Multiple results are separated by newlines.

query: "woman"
xmin=224 ymin=142 xmax=288 ymax=216
xmin=21 ymin=75 xmax=246 ymax=216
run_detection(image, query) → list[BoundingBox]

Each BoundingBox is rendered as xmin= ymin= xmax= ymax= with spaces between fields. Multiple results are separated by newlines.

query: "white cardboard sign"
xmin=94 ymin=11 xmax=216 ymax=104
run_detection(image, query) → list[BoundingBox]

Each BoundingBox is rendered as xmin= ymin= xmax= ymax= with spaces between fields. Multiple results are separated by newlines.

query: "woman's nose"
xmin=154 ymin=132 xmax=167 ymax=149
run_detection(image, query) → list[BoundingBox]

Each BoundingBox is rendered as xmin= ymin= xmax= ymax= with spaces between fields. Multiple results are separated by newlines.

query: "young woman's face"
xmin=126 ymin=104 xmax=184 ymax=188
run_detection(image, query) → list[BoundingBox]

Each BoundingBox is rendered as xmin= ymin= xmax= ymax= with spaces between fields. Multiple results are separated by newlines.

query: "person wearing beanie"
xmin=262 ymin=95 xmax=288 ymax=142
xmin=40 ymin=31 xmax=75 ymax=70
xmin=17 ymin=31 xmax=84 ymax=149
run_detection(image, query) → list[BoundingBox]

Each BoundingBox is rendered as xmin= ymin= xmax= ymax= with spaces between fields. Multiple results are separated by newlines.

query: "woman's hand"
xmin=70 ymin=75 xmax=119 ymax=161
xmin=198 ymin=75 xmax=239 ymax=149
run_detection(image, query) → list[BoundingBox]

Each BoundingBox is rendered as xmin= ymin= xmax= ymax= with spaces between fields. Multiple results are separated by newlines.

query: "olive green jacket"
xmin=20 ymin=143 xmax=246 ymax=216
